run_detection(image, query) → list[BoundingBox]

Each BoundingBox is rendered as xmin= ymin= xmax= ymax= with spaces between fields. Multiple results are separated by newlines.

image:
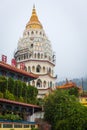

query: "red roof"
xmin=0 ymin=98 xmax=41 ymax=108
xmin=0 ymin=61 xmax=38 ymax=79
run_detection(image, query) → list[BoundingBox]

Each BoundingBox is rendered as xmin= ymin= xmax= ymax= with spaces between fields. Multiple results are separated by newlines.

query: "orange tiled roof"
xmin=0 ymin=61 xmax=38 ymax=79
xmin=57 ymin=81 xmax=77 ymax=89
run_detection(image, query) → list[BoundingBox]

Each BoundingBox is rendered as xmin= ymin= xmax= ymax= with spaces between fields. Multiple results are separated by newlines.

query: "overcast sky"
xmin=0 ymin=0 xmax=87 ymax=81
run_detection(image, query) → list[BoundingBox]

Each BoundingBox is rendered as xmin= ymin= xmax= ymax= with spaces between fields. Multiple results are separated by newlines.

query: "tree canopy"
xmin=44 ymin=89 xmax=87 ymax=130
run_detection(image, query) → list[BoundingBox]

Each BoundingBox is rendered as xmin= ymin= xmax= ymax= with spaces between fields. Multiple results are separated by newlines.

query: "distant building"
xmin=14 ymin=5 xmax=56 ymax=98
xmin=56 ymin=79 xmax=82 ymax=93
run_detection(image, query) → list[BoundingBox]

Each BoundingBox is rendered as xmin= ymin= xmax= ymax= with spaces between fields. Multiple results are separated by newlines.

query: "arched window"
xmin=36 ymin=65 xmax=41 ymax=73
xmin=50 ymin=81 xmax=52 ymax=88
xmin=29 ymin=53 xmax=32 ymax=58
xmin=43 ymin=81 xmax=46 ymax=87
xmin=40 ymin=32 xmax=42 ymax=35
xmin=49 ymin=68 xmax=51 ymax=74
xmin=45 ymin=54 xmax=47 ymax=58
xmin=19 ymin=57 xmax=20 ymax=61
xmin=24 ymin=54 xmax=26 ymax=59
xmin=31 ymin=31 xmax=34 ymax=34
xmin=34 ymin=53 xmax=36 ymax=58
xmin=41 ymin=54 xmax=43 ymax=59
xmin=28 ymin=32 xmax=29 ymax=35
xmin=32 ymin=66 xmax=35 ymax=72
xmin=28 ymin=66 xmax=31 ymax=72
xmin=38 ymin=53 xmax=40 ymax=59
xmin=43 ymin=67 xmax=45 ymax=73
xmin=36 ymin=31 xmax=38 ymax=34
xmin=36 ymin=79 xmax=42 ymax=87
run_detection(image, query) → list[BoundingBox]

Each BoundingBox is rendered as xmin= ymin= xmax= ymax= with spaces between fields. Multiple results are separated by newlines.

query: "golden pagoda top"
xmin=26 ymin=5 xmax=43 ymax=29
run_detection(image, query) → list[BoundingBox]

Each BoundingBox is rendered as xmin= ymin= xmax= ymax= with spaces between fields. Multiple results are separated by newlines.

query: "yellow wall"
xmin=0 ymin=123 xmax=38 ymax=130
xmin=79 ymin=97 xmax=87 ymax=106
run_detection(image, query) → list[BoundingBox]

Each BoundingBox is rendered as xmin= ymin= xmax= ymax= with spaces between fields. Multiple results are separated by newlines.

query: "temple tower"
xmin=14 ymin=6 xmax=56 ymax=98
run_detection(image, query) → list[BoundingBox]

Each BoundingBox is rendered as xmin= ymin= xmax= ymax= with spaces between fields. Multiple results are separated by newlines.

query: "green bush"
xmin=1 ymin=114 xmax=22 ymax=121
xmin=0 ymin=92 xmax=3 ymax=98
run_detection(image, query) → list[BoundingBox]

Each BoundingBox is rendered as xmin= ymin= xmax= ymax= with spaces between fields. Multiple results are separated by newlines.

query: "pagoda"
xmin=14 ymin=5 xmax=56 ymax=98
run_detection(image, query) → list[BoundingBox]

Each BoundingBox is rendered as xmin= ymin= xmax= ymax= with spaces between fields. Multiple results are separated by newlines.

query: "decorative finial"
xmin=33 ymin=4 xmax=35 ymax=9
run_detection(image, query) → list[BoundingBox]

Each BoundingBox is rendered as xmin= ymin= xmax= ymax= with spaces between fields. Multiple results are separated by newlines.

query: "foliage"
xmin=0 ymin=113 xmax=22 ymax=120
xmin=31 ymin=128 xmax=39 ymax=130
xmin=18 ymin=96 xmax=24 ymax=102
xmin=0 ymin=76 xmax=7 ymax=93
xmin=27 ymin=85 xmax=38 ymax=104
xmin=22 ymin=82 xmax=27 ymax=102
xmin=0 ymin=92 xmax=3 ymax=98
xmin=14 ymin=80 xmax=22 ymax=98
xmin=8 ymin=77 xmax=14 ymax=94
xmin=55 ymin=119 xmax=69 ymax=130
xmin=4 ymin=90 xmax=15 ymax=100
xmin=68 ymin=87 xmax=79 ymax=97
xmin=0 ymin=76 xmax=38 ymax=105
xmin=44 ymin=89 xmax=87 ymax=130
xmin=37 ymin=98 xmax=45 ymax=106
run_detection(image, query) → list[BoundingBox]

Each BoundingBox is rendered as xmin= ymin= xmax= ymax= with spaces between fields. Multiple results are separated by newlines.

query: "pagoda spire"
xmin=33 ymin=4 xmax=35 ymax=9
xmin=26 ymin=5 xmax=43 ymax=29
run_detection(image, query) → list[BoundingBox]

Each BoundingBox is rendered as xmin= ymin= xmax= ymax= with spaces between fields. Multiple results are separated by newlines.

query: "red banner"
xmin=20 ymin=62 xmax=25 ymax=70
xmin=2 ymin=55 xmax=7 ymax=63
xmin=11 ymin=58 xmax=16 ymax=67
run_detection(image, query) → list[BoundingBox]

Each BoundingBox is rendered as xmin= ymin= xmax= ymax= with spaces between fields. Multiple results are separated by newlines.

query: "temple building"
xmin=56 ymin=79 xmax=82 ymax=94
xmin=14 ymin=5 xmax=56 ymax=98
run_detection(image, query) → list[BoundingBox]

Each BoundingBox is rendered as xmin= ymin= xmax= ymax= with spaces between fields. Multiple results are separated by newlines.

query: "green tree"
xmin=0 ymin=76 xmax=7 ymax=93
xmin=27 ymin=85 xmax=38 ymax=99
xmin=14 ymin=80 xmax=22 ymax=98
xmin=8 ymin=77 xmax=14 ymax=94
xmin=4 ymin=90 xmax=15 ymax=100
xmin=44 ymin=90 xmax=87 ymax=130
xmin=19 ymin=96 xmax=24 ymax=102
xmin=0 ymin=92 xmax=3 ymax=98
xmin=27 ymin=85 xmax=38 ymax=104
xmin=68 ymin=87 xmax=79 ymax=97
xmin=22 ymin=82 xmax=27 ymax=102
